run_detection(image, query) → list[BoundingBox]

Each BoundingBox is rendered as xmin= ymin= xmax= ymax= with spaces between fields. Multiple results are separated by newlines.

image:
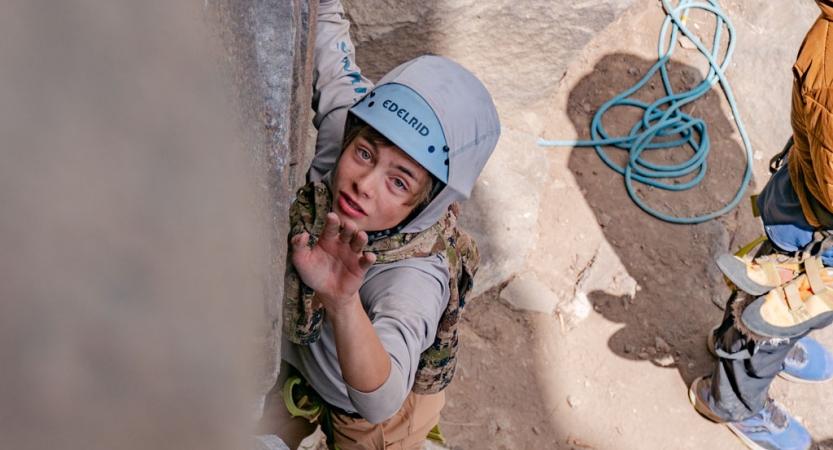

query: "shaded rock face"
xmin=208 ymin=0 xmax=317 ymax=417
xmin=342 ymin=0 xmax=638 ymax=134
xmin=459 ymin=129 xmax=549 ymax=299
xmin=0 ymin=0 xmax=314 ymax=448
xmin=340 ymin=0 xmax=638 ymax=296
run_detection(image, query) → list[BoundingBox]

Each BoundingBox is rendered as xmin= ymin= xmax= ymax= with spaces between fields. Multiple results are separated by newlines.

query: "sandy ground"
xmin=440 ymin=1 xmax=833 ymax=449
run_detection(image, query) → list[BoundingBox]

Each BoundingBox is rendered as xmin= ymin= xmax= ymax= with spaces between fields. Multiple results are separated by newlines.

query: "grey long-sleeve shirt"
xmin=307 ymin=0 xmax=371 ymax=182
xmin=282 ymin=0 xmax=450 ymax=424
xmin=282 ymin=256 xmax=449 ymax=423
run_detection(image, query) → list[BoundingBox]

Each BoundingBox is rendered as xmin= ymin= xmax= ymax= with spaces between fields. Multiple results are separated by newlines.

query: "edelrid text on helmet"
xmin=349 ymin=83 xmax=449 ymax=184
xmin=382 ymin=100 xmax=431 ymax=137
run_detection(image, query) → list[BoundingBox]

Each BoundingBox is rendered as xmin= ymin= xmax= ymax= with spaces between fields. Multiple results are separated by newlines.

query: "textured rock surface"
xmin=340 ymin=0 xmax=638 ymax=297
xmin=459 ymin=129 xmax=549 ymax=298
xmin=499 ymin=277 xmax=560 ymax=314
xmin=0 ymin=1 xmax=261 ymax=449
xmin=341 ymin=0 xmax=639 ymax=134
xmin=208 ymin=0 xmax=317 ymax=416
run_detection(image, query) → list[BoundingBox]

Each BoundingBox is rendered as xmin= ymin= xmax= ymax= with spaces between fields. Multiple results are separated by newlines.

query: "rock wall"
xmin=0 ymin=0 xmax=316 ymax=448
xmin=208 ymin=0 xmax=317 ymax=417
xmin=342 ymin=0 xmax=638 ymax=134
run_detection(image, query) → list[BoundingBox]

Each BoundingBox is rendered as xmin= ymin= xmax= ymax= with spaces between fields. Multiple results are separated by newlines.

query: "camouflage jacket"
xmin=283 ymin=181 xmax=479 ymax=394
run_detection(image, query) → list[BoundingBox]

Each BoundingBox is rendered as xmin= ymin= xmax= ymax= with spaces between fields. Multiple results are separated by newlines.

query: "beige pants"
xmin=258 ymin=361 xmax=445 ymax=450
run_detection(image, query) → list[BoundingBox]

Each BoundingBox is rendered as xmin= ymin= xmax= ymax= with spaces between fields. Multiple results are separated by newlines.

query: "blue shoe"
xmin=689 ymin=376 xmax=812 ymax=450
xmin=708 ymin=327 xmax=833 ymax=383
xmin=778 ymin=336 xmax=833 ymax=383
xmin=727 ymin=399 xmax=812 ymax=450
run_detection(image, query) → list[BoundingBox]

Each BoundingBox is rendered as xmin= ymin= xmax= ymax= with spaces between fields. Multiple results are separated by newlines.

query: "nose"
xmin=353 ymin=169 xmax=377 ymax=198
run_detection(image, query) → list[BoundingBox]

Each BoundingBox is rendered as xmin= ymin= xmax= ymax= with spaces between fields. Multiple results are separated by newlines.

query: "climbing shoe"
xmin=716 ymin=253 xmax=819 ymax=296
xmin=688 ymin=376 xmax=812 ymax=450
xmin=741 ymin=265 xmax=833 ymax=339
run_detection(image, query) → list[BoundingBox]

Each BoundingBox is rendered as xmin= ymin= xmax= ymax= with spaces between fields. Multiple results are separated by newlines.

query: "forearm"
xmin=314 ymin=0 xmax=370 ymax=107
xmin=309 ymin=0 xmax=373 ymax=181
xmin=324 ymin=293 xmax=392 ymax=393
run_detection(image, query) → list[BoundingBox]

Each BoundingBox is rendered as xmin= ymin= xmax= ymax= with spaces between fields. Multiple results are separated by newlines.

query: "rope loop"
xmin=539 ymin=0 xmax=753 ymax=224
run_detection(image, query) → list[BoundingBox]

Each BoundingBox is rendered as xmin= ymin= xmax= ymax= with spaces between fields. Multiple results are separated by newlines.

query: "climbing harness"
xmin=538 ymin=0 xmax=753 ymax=224
xmin=282 ymin=372 xmax=449 ymax=447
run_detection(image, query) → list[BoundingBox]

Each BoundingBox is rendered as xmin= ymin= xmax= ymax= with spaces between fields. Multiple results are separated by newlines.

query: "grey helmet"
xmin=348 ymin=83 xmax=449 ymax=184
xmin=344 ymin=55 xmax=501 ymax=239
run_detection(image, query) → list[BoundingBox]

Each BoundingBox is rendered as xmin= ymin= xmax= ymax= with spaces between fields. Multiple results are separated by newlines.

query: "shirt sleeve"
xmin=309 ymin=0 xmax=374 ymax=182
xmin=345 ymin=258 xmax=450 ymax=423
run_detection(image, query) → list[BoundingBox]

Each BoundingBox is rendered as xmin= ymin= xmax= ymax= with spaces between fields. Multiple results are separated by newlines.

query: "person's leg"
xmin=385 ymin=391 xmax=445 ymax=450
xmin=707 ymin=302 xmax=801 ymax=421
xmin=328 ymin=390 xmax=445 ymax=450
xmin=692 ymin=284 xmax=833 ymax=450
xmin=327 ymin=411 xmax=385 ymax=450
xmin=257 ymin=360 xmax=319 ymax=449
xmin=708 ymin=239 xmax=833 ymax=419
xmin=688 ymin=294 xmax=814 ymax=450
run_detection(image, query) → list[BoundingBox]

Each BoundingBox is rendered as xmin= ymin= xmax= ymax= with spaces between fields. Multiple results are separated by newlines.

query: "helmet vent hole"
xmin=443 ymin=146 xmax=449 ymax=152
xmin=368 ymin=101 xmax=375 ymax=107
xmin=428 ymin=146 xmax=435 ymax=153
xmin=444 ymin=158 xmax=449 ymax=165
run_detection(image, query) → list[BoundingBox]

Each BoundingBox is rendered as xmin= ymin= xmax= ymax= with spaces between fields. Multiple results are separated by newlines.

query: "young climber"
xmin=257 ymin=0 xmax=501 ymax=448
xmin=689 ymin=2 xmax=833 ymax=450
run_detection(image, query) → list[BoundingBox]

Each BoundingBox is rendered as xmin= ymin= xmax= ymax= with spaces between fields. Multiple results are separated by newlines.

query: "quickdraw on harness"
xmin=283 ymin=375 xmax=323 ymax=422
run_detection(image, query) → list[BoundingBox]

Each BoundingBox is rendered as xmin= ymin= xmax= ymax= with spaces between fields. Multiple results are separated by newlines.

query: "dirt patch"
xmin=441 ymin=285 xmax=569 ymax=449
xmin=443 ymin=1 xmax=833 ymax=449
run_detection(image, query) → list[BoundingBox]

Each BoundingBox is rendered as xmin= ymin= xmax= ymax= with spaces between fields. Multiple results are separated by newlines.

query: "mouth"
xmin=338 ymin=192 xmax=366 ymax=217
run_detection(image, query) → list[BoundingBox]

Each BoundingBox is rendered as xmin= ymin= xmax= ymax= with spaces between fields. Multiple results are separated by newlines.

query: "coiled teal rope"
xmin=538 ymin=0 xmax=753 ymax=224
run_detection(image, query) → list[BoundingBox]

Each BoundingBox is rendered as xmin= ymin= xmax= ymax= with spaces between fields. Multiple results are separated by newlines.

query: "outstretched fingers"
xmin=348 ymin=225 xmax=368 ymax=253
xmin=322 ymin=212 xmax=341 ymax=240
xmin=340 ymin=219 xmax=358 ymax=245
xmin=291 ymin=232 xmax=310 ymax=250
xmin=311 ymin=214 xmax=374 ymax=273
xmin=359 ymin=251 xmax=376 ymax=271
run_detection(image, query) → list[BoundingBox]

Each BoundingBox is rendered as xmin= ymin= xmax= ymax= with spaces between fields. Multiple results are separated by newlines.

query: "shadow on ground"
xmin=559 ymin=50 xmax=833 ymax=449
xmin=566 ymin=53 xmax=765 ymax=386
xmin=816 ymin=439 xmax=833 ymax=450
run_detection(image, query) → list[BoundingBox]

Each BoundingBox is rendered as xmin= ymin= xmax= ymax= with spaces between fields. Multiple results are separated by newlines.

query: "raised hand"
xmin=293 ymin=213 xmax=390 ymax=394
xmin=291 ymin=213 xmax=376 ymax=310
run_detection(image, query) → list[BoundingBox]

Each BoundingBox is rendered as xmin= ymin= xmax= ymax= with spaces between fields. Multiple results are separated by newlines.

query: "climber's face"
xmin=332 ymin=129 xmax=430 ymax=232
